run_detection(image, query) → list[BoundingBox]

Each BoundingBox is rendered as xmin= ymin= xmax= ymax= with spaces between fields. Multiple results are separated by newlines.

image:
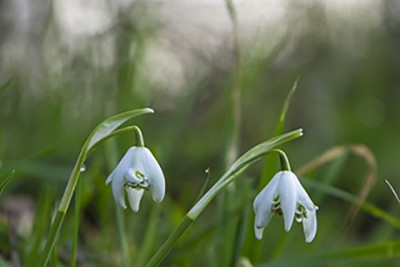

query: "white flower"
xmin=106 ymin=146 xmax=165 ymax=212
xmin=253 ymin=171 xmax=318 ymax=243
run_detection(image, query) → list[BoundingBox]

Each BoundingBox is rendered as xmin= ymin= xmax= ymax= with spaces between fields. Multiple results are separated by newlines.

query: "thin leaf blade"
xmin=0 ymin=170 xmax=15 ymax=194
xmin=224 ymin=128 xmax=303 ymax=180
xmin=258 ymin=240 xmax=400 ymax=267
xmin=86 ymin=107 xmax=154 ymax=151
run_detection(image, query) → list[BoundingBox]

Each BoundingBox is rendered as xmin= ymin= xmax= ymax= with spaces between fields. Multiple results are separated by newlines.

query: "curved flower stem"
xmin=134 ymin=126 xmax=145 ymax=147
xmin=269 ymin=149 xmax=291 ymax=172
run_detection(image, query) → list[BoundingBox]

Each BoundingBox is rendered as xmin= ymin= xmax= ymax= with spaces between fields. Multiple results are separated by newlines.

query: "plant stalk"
xmin=145 ymin=215 xmax=193 ymax=267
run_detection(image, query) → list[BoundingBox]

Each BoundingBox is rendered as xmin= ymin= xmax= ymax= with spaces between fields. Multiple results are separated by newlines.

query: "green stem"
xmin=145 ymin=166 xmax=247 ymax=267
xmin=145 ymin=216 xmax=193 ymax=267
xmin=39 ymin=153 xmax=85 ymax=267
xmin=87 ymin=126 xmax=142 ymax=155
xmin=106 ymin=139 xmax=131 ymax=267
xmin=51 ymin=244 xmax=58 ymax=267
xmin=224 ymin=0 xmax=241 ymax=168
xmin=269 ymin=149 xmax=291 ymax=172
xmin=71 ymin=177 xmax=82 ymax=267
xmin=134 ymin=126 xmax=145 ymax=147
xmin=188 ymin=166 xmax=248 ymax=220
xmin=115 ymin=203 xmax=131 ymax=267
xmin=39 ymin=210 xmax=66 ymax=267
xmin=59 ymin=151 xmax=87 ymax=213
xmin=220 ymin=2 xmax=241 ymax=262
xmin=136 ymin=205 xmax=161 ymax=266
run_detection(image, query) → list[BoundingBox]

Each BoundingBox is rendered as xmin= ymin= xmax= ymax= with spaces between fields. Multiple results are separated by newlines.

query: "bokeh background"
xmin=0 ymin=0 xmax=400 ymax=266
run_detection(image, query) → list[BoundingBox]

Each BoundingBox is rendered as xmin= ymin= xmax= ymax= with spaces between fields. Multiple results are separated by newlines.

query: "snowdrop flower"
xmin=253 ymin=171 xmax=318 ymax=243
xmin=106 ymin=146 xmax=165 ymax=212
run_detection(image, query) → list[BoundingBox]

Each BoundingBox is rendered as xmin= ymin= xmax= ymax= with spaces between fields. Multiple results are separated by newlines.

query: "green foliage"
xmin=39 ymin=108 xmax=154 ymax=267
xmin=0 ymin=170 xmax=14 ymax=195
xmin=1 ymin=2 xmax=400 ymax=267
xmin=386 ymin=180 xmax=400 ymax=206
xmin=259 ymin=240 xmax=400 ymax=267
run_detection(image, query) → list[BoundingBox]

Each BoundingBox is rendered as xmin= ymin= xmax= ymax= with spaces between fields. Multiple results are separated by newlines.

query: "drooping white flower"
xmin=253 ymin=171 xmax=318 ymax=243
xmin=106 ymin=146 xmax=165 ymax=212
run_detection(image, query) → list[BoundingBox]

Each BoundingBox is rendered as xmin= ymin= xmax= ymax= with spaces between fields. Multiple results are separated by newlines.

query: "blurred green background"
xmin=0 ymin=0 xmax=400 ymax=266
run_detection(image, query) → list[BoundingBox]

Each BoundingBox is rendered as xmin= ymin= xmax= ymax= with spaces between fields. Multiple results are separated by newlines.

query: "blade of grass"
xmin=302 ymin=179 xmax=400 ymax=229
xmin=105 ymin=140 xmax=130 ymax=267
xmin=136 ymin=205 xmax=161 ymax=266
xmin=385 ymin=180 xmax=400 ymax=205
xmin=244 ymin=78 xmax=299 ymax=262
xmin=0 ymin=170 xmax=14 ymax=195
xmin=51 ymin=248 xmax=58 ymax=267
xmin=296 ymin=144 xmax=377 ymax=245
xmin=261 ymin=78 xmax=299 ymax=190
xmin=26 ymin=188 xmax=54 ymax=265
xmin=231 ymin=178 xmax=252 ymax=266
xmin=258 ymin=239 xmax=400 ymax=267
xmin=217 ymin=1 xmax=242 ymax=264
xmin=273 ymin=77 xmax=299 ymax=136
xmin=339 ymin=145 xmax=377 ymax=243
xmin=70 ymin=177 xmax=82 ymax=267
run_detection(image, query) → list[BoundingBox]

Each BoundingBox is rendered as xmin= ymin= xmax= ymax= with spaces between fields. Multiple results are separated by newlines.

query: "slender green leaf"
xmin=302 ymin=179 xmax=400 ymax=228
xmin=258 ymin=239 xmax=400 ymax=267
xmin=86 ymin=108 xmax=154 ymax=151
xmin=245 ymin=80 xmax=299 ymax=261
xmin=274 ymin=78 xmax=299 ymax=136
xmin=188 ymin=128 xmax=303 ymax=220
xmin=0 ymin=170 xmax=15 ymax=195
xmin=225 ymin=128 xmax=303 ymax=180
xmin=105 ymin=140 xmax=131 ymax=267
xmin=386 ymin=180 xmax=400 ymax=205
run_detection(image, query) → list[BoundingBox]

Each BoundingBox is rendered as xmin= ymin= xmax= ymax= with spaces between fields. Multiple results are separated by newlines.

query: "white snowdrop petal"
xmin=140 ymin=147 xmax=166 ymax=202
xmin=105 ymin=170 xmax=115 ymax=185
xmin=253 ymin=174 xmax=279 ymax=228
xmin=294 ymin=176 xmax=317 ymax=211
xmin=303 ymin=209 xmax=317 ymax=243
xmin=126 ymin=187 xmax=144 ymax=212
xmin=278 ymin=171 xmax=298 ymax=232
xmin=111 ymin=173 xmax=127 ymax=209
xmin=254 ymin=225 xmax=265 ymax=240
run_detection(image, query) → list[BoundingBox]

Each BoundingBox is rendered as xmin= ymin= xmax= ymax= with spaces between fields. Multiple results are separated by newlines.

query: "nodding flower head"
xmin=106 ymin=146 xmax=165 ymax=212
xmin=253 ymin=171 xmax=318 ymax=243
